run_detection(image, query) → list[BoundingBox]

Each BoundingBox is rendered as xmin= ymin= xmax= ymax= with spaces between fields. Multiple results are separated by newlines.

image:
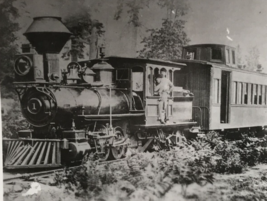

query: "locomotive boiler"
xmin=3 ymin=16 xmax=198 ymax=169
xmin=21 ymin=86 xmax=130 ymax=128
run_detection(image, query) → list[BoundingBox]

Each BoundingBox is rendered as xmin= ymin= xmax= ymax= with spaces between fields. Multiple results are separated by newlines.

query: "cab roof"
xmin=88 ymin=56 xmax=186 ymax=68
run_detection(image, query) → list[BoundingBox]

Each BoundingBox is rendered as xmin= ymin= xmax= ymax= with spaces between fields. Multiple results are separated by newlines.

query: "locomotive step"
xmin=79 ymin=113 xmax=145 ymax=119
xmin=136 ymin=121 xmax=197 ymax=128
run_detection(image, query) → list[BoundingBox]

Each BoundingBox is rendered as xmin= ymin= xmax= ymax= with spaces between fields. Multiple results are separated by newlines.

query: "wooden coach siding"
xmin=183 ymin=63 xmax=211 ymax=129
xmin=209 ymin=65 xmax=267 ymax=130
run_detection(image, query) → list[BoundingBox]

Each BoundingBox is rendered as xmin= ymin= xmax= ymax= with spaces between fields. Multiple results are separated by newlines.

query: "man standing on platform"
xmin=155 ymin=69 xmax=174 ymax=124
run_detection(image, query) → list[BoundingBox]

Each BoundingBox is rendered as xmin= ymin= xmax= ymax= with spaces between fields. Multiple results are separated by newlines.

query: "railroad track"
xmin=4 ymin=158 xmax=127 ymax=184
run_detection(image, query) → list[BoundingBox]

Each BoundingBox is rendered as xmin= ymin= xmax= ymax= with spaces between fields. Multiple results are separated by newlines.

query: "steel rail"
xmin=3 ymin=158 xmax=127 ymax=183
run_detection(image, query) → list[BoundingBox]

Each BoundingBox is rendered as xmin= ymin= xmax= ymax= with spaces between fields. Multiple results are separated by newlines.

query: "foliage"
xmin=6 ymin=131 xmax=267 ymax=200
xmin=1 ymin=79 xmax=17 ymax=99
xmin=214 ymin=141 xmax=244 ymax=174
xmin=157 ymin=0 xmax=189 ymax=19
xmin=234 ymin=136 xmax=262 ymax=166
xmin=200 ymin=132 xmax=267 ymax=174
xmin=63 ymin=9 xmax=104 ymax=61
xmin=245 ymin=46 xmax=260 ymax=71
xmin=230 ymin=175 xmax=267 ymax=201
xmin=114 ymin=0 xmax=189 ymax=27
xmin=2 ymin=100 xmax=28 ymax=138
xmin=236 ymin=45 xmax=264 ymax=72
xmin=114 ymin=0 xmax=151 ymax=27
xmin=114 ymin=0 xmax=190 ymax=60
xmin=245 ymin=46 xmax=263 ymax=72
xmin=0 ymin=0 xmax=21 ymax=82
xmin=50 ymin=144 xmax=214 ymax=200
xmin=138 ymin=18 xmax=190 ymax=60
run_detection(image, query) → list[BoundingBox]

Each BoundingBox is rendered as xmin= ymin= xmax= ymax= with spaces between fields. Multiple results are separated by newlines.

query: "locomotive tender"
xmin=3 ymin=16 xmax=198 ymax=169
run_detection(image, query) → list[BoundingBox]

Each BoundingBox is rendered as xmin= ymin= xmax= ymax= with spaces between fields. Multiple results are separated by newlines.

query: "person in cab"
xmin=155 ymin=69 xmax=174 ymax=124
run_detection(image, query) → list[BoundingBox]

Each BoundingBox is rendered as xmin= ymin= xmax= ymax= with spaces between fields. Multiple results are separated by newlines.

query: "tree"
xmin=157 ymin=0 xmax=189 ymax=20
xmin=47 ymin=0 xmax=105 ymax=60
xmin=114 ymin=0 xmax=151 ymax=27
xmin=236 ymin=45 xmax=246 ymax=69
xmin=0 ymin=0 xmax=24 ymax=100
xmin=0 ymin=0 xmax=20 ymax=81
xmin=114 ymin=0 xmax=189 ymax=27
xmin=245 ymin=46 xmax=261 ymax=71
xmin=114 ymin=0 xmax=190 ymax=57
xmin=138 ymin=18 xmax=190 ymax=60
xmin=63 ymin=12 xmax=104 ymax=61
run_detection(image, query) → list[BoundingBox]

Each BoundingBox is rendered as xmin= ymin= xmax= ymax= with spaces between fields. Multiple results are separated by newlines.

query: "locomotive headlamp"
xmin=49 ymin=73 xmax=59 ymax=81
xmin=14 ymin=56 xmax=32 ymax=76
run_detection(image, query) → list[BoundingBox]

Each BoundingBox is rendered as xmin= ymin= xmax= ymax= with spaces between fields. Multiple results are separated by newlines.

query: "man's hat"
xmin=156 ymin=74 xmax=163 ymax=78
xmin=160 ymin=68 xmax=167 ymax=72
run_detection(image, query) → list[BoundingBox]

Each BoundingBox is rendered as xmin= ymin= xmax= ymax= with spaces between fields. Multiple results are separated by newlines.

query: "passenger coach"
xmin=175 ymin=44 xmax=267 ymax=133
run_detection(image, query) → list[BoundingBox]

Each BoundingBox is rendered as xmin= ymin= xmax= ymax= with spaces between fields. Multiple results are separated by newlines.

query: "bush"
xmin=51 ymin=144 xmax=214 ymax=200
xmin=2 ymin=100 xmax=28 ymax=138
xmin=213 ymin=141 xmax=244 ymax=174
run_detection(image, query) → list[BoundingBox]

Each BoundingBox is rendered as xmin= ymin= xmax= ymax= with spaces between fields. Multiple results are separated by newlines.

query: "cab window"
xmin=211 ymin=47 xmax=222 ymax=60
xmin=116 ymin=69 xmax=129 ymax=80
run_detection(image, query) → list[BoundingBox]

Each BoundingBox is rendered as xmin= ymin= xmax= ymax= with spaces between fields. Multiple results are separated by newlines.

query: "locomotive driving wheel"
xmin=96 ymin=124 xmax=112 ymax=161
xmin=100 ymin=145 xmax=111 ymax=161
xmin=111 ymin=126 xmax=126 ymax=159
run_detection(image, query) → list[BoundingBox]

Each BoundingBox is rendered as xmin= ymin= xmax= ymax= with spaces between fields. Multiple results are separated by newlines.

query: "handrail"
xmin=193 ymin=106 xmax=203 ymax=128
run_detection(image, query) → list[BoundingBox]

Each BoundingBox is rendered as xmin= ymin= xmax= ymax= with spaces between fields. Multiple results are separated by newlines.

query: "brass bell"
xmin=67 ymin=68 xmax=81 ymax=83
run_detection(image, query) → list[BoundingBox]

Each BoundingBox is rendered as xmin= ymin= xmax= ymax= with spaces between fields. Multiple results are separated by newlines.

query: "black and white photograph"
xmin=1 ymin=0 xmax=267 ymax=200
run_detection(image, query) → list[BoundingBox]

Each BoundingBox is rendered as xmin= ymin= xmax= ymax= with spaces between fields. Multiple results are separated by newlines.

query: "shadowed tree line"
xmin=0 ymin=0 xmax=191 ymax=137
xmin=237 ymin=45 xmax=264 ymax=72
xmin=1 ymin=0 xmax=264 ymax=115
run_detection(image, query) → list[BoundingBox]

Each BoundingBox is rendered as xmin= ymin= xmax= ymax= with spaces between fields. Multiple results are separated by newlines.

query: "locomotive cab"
xmin=144 ymin=62 xmax=194 ymax=125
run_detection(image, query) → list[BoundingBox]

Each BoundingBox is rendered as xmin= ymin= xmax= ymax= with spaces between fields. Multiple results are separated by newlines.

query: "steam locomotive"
xmin=3 ymin=16 xmax=198 ymax=169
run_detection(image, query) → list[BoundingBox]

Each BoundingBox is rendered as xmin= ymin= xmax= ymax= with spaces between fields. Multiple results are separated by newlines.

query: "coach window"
xmin=253 ymin=84 xmax=257 ymax=104
xmin=247 ymin=84 xmax=252 ymax=104
xmin=258 ymin=85 xmax=262 ymax=105
xmin=225 ymin=49 xmax=230 ymax=64
xmin=232 ymin=81 xmax=237 ymax=104
xmin=232 ymin=50 xmax=236 ymax=64
xmin=214 ymin=79 xmax=220 ymax=104
xmin=262 ymin=86 xmax=266 ymax=105
xmin=240 ymin=82 xmax=243 ymax=104
xmin=211 ymin=47 xmax=222 ymax=61
xmin=243 ymin=83 xmax=248 ymax=104
xmin=251 ymin=84 xmax=254 ymax=104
